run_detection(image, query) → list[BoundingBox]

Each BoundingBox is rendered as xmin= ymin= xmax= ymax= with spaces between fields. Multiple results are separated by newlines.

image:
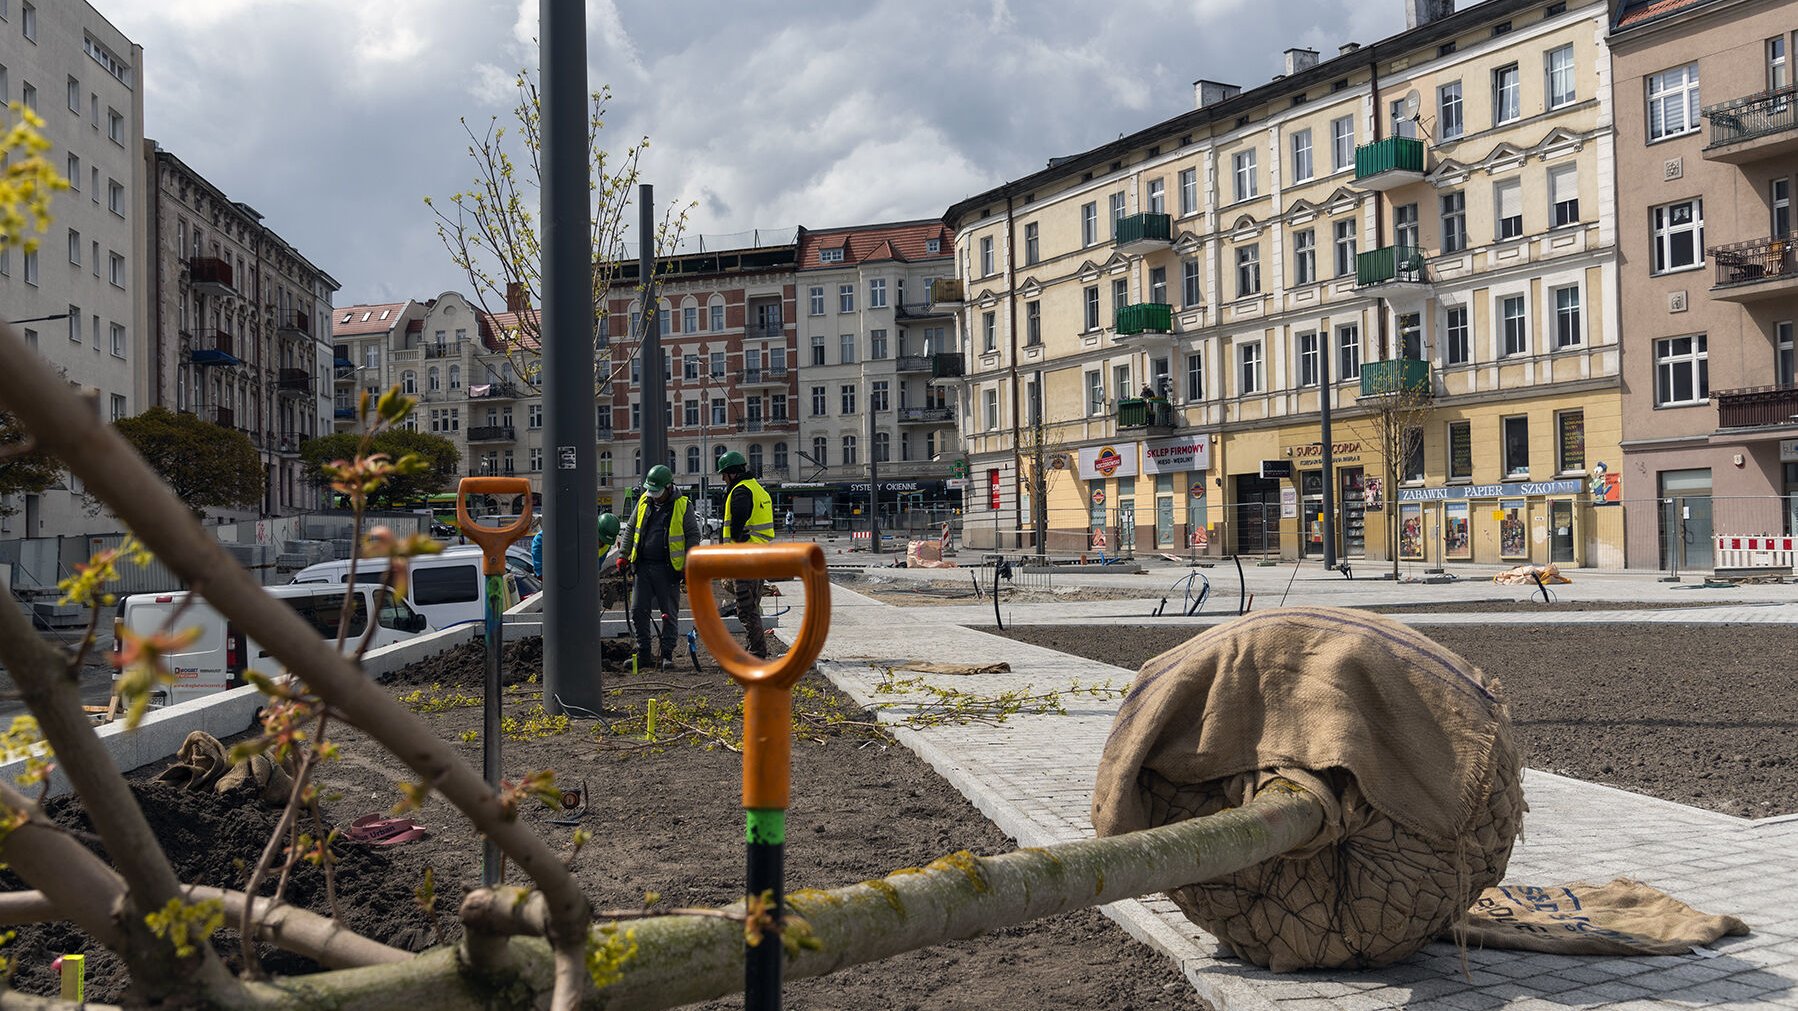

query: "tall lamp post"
xmin=6 ymin=313 xmax=71 ymax=326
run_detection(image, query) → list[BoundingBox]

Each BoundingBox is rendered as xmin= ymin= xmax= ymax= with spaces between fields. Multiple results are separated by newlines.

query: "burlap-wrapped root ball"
xmin=1092 ymin=606 xmax=1524 ymax=971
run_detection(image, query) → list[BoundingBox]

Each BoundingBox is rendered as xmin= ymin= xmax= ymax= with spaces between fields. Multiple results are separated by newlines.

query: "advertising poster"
xmin=1499 ymin=499 xmax=1528 ymax=558
xmin=1399 ymin=503 xmax=1425 ymax=560
xmin=1444 ymin=501 xmax=1472 ymax=560
xmin=1363 ymin=476 xmax=1384 ymax=511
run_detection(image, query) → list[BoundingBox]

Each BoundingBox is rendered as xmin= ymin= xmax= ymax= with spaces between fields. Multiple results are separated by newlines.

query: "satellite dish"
xmin=1401 ymin=90 xmax=1422 ymax=120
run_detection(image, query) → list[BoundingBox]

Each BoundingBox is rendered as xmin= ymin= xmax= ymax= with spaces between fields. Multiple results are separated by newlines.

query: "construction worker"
xmin=620 ymin=465 xmax=699 ymax=669
xmin=530 ymin=512 xmax=622 ymax=578
xmin=716 ymin=450 xmax=775 ymax=659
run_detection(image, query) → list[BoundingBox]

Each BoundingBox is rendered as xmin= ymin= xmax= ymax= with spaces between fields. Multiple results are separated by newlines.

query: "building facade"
xmin=945 ymin=0 xmax=1624 ymax=566
xmin=144 ymin=147 xmax=339 ymax=516
xmin=1609 ymin=0 xmax=1798 ymax=570
xmin=0 ymin=0 xmax=146 ymax=536
xmin=792 ymin=220 xmax=963 ymax=528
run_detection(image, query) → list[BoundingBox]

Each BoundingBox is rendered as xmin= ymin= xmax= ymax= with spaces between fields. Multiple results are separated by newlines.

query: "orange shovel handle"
xmin=455 ymin=477 xmax=535 ymax=575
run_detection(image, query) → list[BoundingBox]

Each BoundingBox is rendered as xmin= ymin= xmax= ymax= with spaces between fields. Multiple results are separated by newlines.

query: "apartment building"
xmin=144 ymin=146 xmax=339 ymax=516
xmin=601 ymin=236 xmax=800 ymax=516
xmin=945 ymin=0 xmax=1623 ymax=566
xmin=330 ymin=300 xmax=425 ymax=432
xmin=0 ymin=0 xmax=146 ymax=536
xmin=792 ymin=221 xmax=963 ymax=526
xmin=1609 ymin=0 xmax=1798 ymax=570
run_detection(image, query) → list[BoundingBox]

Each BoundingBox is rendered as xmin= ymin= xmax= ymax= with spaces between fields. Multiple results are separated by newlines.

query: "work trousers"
xmin=734 ymin=578 xmax=767 ymax=658
xmin=632 ymin=563 xmax=682 ymax=661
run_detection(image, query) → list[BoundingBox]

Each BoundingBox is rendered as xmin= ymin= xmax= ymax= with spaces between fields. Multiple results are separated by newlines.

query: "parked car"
xmin=290 ymin=545 xmax=535 ymax=631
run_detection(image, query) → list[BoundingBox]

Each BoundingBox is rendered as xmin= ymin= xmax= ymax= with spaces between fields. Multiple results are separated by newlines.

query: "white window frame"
xmin=1552 ymin=285 xmax=1582 ymax=348
xmin=1085 ymin=370 xmax=1105 ymax=416
xmin=1235 ymin=244 xmax=1260 ymax=298
xmin=838 ymin=284 xmax=855 ymax=313
xmin=1083 ymin=285 xmax=1100 ymax=331
xmin=1297 ymin=331 xmax=1319 ymax=387
xmin=1232 ymin=149 xmax=1258 ymax=202
xmin=1147 ymin=177 xmax=1165 ymax=215
xmin=1548 ymin=164 xmax=1579 ymax=227
xmin=1081 ymin=202 xmax=1098 ymax=246
xmin=1331 ymin=116 xmax=1355 ymax=171
xmin=1237 ymin=341 xmax=1264 ymax=395
xmin=1500 ymin=293 xmax=1529 ymax=357
xmin=868 ymin=278 xmax=887 ymax=308
xmin=1654 ymin=334 xmax=1709 ymax=406
xmin=1178 ymin=168 xmax=1197 ymax=216
xmin=1444 ymin=304 xmax=1471 ymax=365
xmin=1776 ymin=320 xmax=1793 ymax=386
xmin=1440 ymin=191 xmax=1467 ymax=252
xmin=1334 ymin=219 xmax=1357 ymax=277
xmin=1293 ymin=228 xmax=1316 ymax=285
xmin=1336 ymin=324 xmax=1361 ymax=380
xmin=1493 ymin=63 xmax=1521 ymax=124
xmin=1438 ymin=81 xmax=1464 ymax=140
xmin=1646 ymin=63 xmax=1701 ymax=141
xmin=1185 ymin=351 xmax=1204 ymax=401
xmin=1182 ymin=259 xmax=1202 ymax=307
xmin=1495 ymin=179 xmax=1524 ymax=241
xmin=1291 ymin=129 xmax=1313 ymax=182
xmin=1546 ymin=44 xmax=1576 ymax=109
xmin=1650 ymin=198 xmax=1705 ymax=274
xmin=808 ymin=287 xmax=824 ymax=316
xmin=979 ymin=237 xmax=994 ymax=277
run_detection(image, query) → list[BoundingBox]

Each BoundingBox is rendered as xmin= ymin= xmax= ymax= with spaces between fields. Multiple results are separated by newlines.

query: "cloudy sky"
xmin=103 ymin=0 xmax=1405 ymax=306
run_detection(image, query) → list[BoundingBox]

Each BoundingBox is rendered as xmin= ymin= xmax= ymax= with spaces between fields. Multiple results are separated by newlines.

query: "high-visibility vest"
xmin=724 ymin=477 xmax=775 ymax=544
xmin=628 ymin=493 xmax=690 ymax=571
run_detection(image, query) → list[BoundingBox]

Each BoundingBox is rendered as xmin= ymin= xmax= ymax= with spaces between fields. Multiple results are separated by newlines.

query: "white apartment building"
xmin=0 ymin=0 xmax=146 ymax=536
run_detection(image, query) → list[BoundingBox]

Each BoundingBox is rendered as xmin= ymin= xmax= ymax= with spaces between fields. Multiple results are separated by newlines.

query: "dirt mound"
xmin=378 ymin=635 xmax=636 ymax=689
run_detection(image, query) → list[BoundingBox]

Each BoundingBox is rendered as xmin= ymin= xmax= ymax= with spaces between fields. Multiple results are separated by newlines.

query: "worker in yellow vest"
xmin=620 ymin=465 xmax=700 ymax=669
xmin=717 ymin=450 xmax=775 ymax=659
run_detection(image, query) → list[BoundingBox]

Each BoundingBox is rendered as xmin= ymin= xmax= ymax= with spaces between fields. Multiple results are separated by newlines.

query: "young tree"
xmin=0 ymin=408 xmax=63 ymax=513
xmin=300 ymin=428 xmax=460 ymax=508
xmin=1354 ymin=363 xmax=1433 ymax=579
xmin=1017 ymin=411 xmax=1071 ymax=559
xmin=111 ymin=406 xmax=264 ymax=517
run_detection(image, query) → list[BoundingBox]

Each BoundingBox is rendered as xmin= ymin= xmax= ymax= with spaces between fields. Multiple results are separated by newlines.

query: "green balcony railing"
xmin=1114 ymin=212 xmax=1173 ymax=248
xmin=1359 ymin=358 xmax=1432 ymax=398
xmin=1114 ymin=302 xmax=1173 ymax=336
xmin=1116 ymin=397 xmax=1175 ymax=430
xmin=1356 ymin=245 xmax=1429 ymax=287
xmin=1354 ymin=136 xmax=1425 ymax=180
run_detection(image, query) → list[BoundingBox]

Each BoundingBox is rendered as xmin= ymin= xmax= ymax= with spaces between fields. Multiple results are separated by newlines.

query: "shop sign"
xmin=1783 ymin=439 xmax=1798 ymax=463
xmin=1091 ymin=488 xmax=1106 ymax=505
xmin=1189 ymin=482 xmax=1206 ymax=498
xmin=1290 ymin=441 xmax=1364 ymax=465
xmin=1259 ymin=460 xmax=1293 ymax=480
xmin=946 ymin=478 xmax=968 ymax=491
xmin=1077 ymin=443 xmax=1138 ymax=479
xmin=1142 ymin=435 xmax=1210 ymax=475
xmin=1396 ymin=479 xmax=1584 ymax=502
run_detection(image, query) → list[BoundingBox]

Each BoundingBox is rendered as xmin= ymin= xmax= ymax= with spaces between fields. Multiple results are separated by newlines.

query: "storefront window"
xmin=1499 ymin=500 xmax=1528 ymax=559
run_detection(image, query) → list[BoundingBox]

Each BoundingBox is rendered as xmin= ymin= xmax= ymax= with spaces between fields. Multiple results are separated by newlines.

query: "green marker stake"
xmin=645 ymin=698 xmax=657 ymax=740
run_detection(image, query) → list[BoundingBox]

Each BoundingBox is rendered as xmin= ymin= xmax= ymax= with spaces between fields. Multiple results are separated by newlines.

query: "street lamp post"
xmin=6 ymin=314 xmax=71 ymax=326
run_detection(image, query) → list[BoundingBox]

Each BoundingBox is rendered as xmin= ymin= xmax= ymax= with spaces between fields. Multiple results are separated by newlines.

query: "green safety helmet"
xmin=643 ymin=464 xmax=675 ymax=494
xmin=596 ymin=512 xmax=621 ymax=544
xmin=716 ymin=450 xmax=748 ymax=474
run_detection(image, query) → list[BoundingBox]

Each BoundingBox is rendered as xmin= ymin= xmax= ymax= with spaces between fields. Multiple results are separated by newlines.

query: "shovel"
xmin=455 ymin=477 xmax=534 ymax=886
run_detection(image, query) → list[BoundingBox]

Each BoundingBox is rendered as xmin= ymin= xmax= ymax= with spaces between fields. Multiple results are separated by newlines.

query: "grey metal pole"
xmin=1320 ymin=332 xmax=1337 ymax=570
xmin=868 ymin=379 xmax=880 ymax=555
xmin=640 ymin=185 xmax=668 ymax=484
xmin=540 ymin=0 xmax=601 ymax=715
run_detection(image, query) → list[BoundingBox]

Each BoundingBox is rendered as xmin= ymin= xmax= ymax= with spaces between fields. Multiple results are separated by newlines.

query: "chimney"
xmin=1193 ymin=79 xmax=1242 ymax=110
xmin=1284 ymin=48 xmax=1320 ymax=76
xmin=1406 ymin=0 xmax=1455 ymax=29
xmin=505 ymin=281 xmax=528 ymax=314
xmin=1339 ymin=42 xmax=1361 ymax=56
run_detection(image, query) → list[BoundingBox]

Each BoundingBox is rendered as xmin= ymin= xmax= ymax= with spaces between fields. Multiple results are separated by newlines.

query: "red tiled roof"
xmin=797 ymin=219 xmax=952 ymax=270
xmin=1616 ymin=0 xmax=1712 ymax=28
xmin=480 ymin=309 xmax=542 ymax=352
xmin=332 ymin=302 xmax=413 ymax=337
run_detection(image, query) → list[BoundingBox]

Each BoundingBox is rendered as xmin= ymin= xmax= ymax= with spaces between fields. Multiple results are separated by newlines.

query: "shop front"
xmin=1070 ymin=435 xmax=1213 ymax=555
xmin=774 ymin=478 xmax=960 ymax=532
xmin=1394 ymin=479 xmax=1596 ymax=566
xmin=1286 ymin=440 xmax=1369 ymax=560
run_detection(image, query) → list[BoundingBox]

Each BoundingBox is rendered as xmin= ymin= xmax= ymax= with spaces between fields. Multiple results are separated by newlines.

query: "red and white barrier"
xmin=1714 ymin=535 xmax=1798 ymax=569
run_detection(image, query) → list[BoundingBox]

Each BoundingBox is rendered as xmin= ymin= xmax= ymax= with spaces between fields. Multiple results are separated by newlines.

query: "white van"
xmin=289 ymin=546 xmax=535 ymax=631
xmin=114 ymin=583 xmax=432 ymax=708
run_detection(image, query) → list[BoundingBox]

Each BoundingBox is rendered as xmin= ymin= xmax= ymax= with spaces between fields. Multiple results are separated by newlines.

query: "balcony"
xmin=1353 ymin=136 xmax=1426 ymax=191
xmin=928 ymin=278 xmax=964 ymax=308
xmin=468 ymin=381 xmax=522 ymax=400
xmin=1358 ymin=358 xmax=1433 ymax=399
xmin=897 ymin=406 xmax=955 ymax=425
xmin=189 ymin=329 xmax=241 ymax=367
xmin=277 ymin=310 xmax=311 ymax=340
xmin=1356 ymin=245 xmax=1432 ymax=309
xmin=274 ymin=431 xmax=304 ymax=456
xmin=1116 ymin=397 xmax=1175 ymax=432
xmin=188 ymin=256 xmax=238 ymax=298
xmin=467 ymin=425 xmax=516 ymax=443
xmin=1114 ymin=212 xmax=1173 ymax=255
xmin=276 ymin=368 xmax=312 ymax=399
xmin=1709 ymin=234 xmax=1798 ymax=303
xmin=1114 ymin=302 xmax=1173 ymax=337
xmin=1703 ymin=87 xmax=1798 ymax=164
xmin=334 ymin=405 xmax=355 ymax=420
xmin=207 ymin=406 xmax=237 ymax=430
xmin=930 ymin=353 xmax=966 ymax=381
xmin=895 ymin=354 xmax=933 ymax=374
xmin=738 ymin=365 xmax=790 ymax=387
xmin=424 ymin=341 xmax=464 ymax=359
xmin=896 ymin=300 xmax=953 ymax=320
xmin=737 ymin=418 xmax=767 ymax=434
xmin=744 ymin=322 xmax=786 ymax=341
xmin=1716 ymin=385 xmax=1798 ymax=430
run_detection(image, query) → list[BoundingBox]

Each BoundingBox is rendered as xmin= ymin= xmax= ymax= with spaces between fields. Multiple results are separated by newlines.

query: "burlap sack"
xmin=1092 ymin=606 xmax=1525 ymax=971
xmin=155 ymin=730 xmax=293 ymax=807
xmin=1458 ymin=880 xmax=1749 ymax=955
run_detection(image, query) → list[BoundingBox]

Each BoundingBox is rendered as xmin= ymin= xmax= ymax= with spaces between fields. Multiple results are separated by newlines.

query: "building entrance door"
xmin=1549 ymin=499 xmax=1574 ymax=563
xmin=1234 ymin=474 xmax=1281 ymax=556
xmin=1657 ymin=468 xmax=1713 ymax=572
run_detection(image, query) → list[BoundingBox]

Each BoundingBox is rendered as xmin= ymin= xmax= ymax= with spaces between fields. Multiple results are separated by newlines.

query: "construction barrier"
xmin=1713 ymin=534 xmax=1798 ymax=569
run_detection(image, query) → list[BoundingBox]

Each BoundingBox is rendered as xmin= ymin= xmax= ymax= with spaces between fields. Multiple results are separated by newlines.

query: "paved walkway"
xmin=792 ymin=580 xmax=1798 ymax=1011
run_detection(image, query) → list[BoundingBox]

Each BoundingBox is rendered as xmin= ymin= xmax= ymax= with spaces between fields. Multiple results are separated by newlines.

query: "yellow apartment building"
xmin=943 ymin=0 xmax=1624 ymax=566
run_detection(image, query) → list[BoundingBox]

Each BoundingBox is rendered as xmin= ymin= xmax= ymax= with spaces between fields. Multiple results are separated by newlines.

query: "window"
xmin=1651 ymin=198 xmax=1704 ymax=272
xmin=1402 ymin=427 xmax=1425 ymax=482
xmin=810 ymin=386 xmax=826 ymax=416
xmin=1647 ymin=63 xmax=1701 ymax=140
xmin=1085 ymin=370 xmax=1105 ymax=415
xmin=1109 ymin=192 xmax=1126 ymax=236
xmin=1500 ymin=294 xmax=1528 ymax=357
xmin=107 ymin=108 xmax=123 ymax=144
xmin=1185 ymin=351 xmax=1203 ymax=401
xmin=1447 ymin=421 xmax=1473 ymax=480
xmin=1556 ymin=410 xmax=1585 ymax=473
xmin=1081 ymin=202 xmax=1098 ymax=246
xmin=1025 ymin=301 xmax=1041 ymax=346
xmin=1502 ymin=416 xmax=1530 ymax=477
xmin=1334 ymin=219 xmax=1358 ymax=276
xmin=870 ymin=380 xmax=890 ymax=412
xmin=68 ymin=228 xmax=80 ymax=265
xmin=428 ymin=366 xmax=441 ymax=391
xmin=527 ymin=403 xmax=543 ymax=429
xmin=1298 ymin=332 xmax=1320 ymax=387
xmin=1773 ymin=178 xmax=1792 ymax=237
xmin=108 ymin=178 xmax=123 ymax=216
xmin=66 ymin=152 xmax=79 ymax=190
xmin=682 ymin=306 xmax=697 ymax=333
xmin=68 ymin=307 xmax=80 ymax=344
xmin=979 ymin=237 xmax=994 ymax=276
xmin=711 ymin=397 xmax=727 ymax=425
xmin=1336 ymin=324 xmax=1360 ymax=380
xmin=1287 ymin=229 xmax=1317 ymax=286
xmin=840 ymin=384 xmax=857 ymax=414
xmin=982 ymin=310 xmax=997 ymax=352
xmin=20 ymin=2 xmax=32 ymax=42
xmin=109 ymin=322 xmax=124 ymax=358
xmin=108 ymin=251 xmax=124 ymax=287
xmin=1182 ymin=259 xmax=1201 ymax=306
xmin=1495 ymin=179 xmax=1523 ymax=241
xmin=983 ymin=388 xmax=999 ymax=431
xmin=1291 ymin=129 xmax=1313 ymax=182
xmin=1237 ymin=341 xmax=1264 ymax=394
xmin=1024 ymin=222 xmax=1039 ymax=265
xmin=1394 ymin=203 xmax=1419 ymax=250
xmin=1235 ymin=245 xmax=1260 ymax=298
xmin=808 ymin=287 xmax=824 ymax=315
xmin=415 ymin=565 xmax=480 ymax=607
xmin=810 ymin=436 xmax=828 ymax=467
xmin=1445 ymin=305 xmax=1471 ymax=365
xmin=773 ymin=442 xmax=789 ymax=470
xmin=1546 ymin=44 xmax=1576 ymax=109
xmin=19 ymin=80 xmax=33 ymax=113
xmin=1389 ymin=96 xmax=1418 ymax=140
xmin=1772 ymin=35 xmax=1791 ymax=91
xmin=1232 ymin=150 xmax=1258 ymax=202
xmin=925 ymin=236 xmax=941 ymax=255
xmin=818 ymin=247 xmax=844 ymax=263
xmin=841 ymin=435 xmax=858 ymax=466
xmin=1331 ymin=116 xmax=1355 ymax=171
xmin=1553 ymin=286 xmax=1582 ymax=348
xmin=1438 ymin=81 xmax=1464 ymax=140
xmin=1147 ymin=178 xmax=1165 ymax=214
xmin=682 ymin=354 xmax=699 ymax=380
xmin=684 ymin=398 xmax=699 ymax=426
xmin=838 ymin=284 xmax=854 ymax=313
xmin=1777 ymin=321 xmax=1794 ymax=386
xmin=1440 ymin=191 xmax=1467 ymax=253
xmin=1143 ymin=268 xmax=1165 ymax=309
xmin=1083 ymin=286 xmax=1100 ymax=331
xmin=1112 ymin=277 xmax=1128 ymax=316
xmin=867 ymin=278 xmax=887 ymax=309
xmin=1178 ymin=168 xmax=1197 ymax=215
xmin=1655 ymin=335 xmax=1709 ymax=406
xmin=810 ymin=333 xmax=825 ymax=366
xmin=1493 ymin=63 xmax=1521 ymax=123
xmin=1549 ymin=164 xmax=1579 ymax=227
xmin=839 ymin=333 xmax=856 ymax=363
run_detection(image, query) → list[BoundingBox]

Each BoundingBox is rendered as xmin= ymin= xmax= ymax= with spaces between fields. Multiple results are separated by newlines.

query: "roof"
xmin=481 ymin=309 xmax=541 ymax=352
xmin=332 ymin=302 xmax=414 ymax=337
xmin=796 ymin=219 xmax=954 ymax=270
xmin=1612 ymin=0 xmax=1721 ymax=30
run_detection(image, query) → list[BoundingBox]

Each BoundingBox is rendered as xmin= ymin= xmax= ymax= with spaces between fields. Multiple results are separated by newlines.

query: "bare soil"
xmin=6 ymin=635 xmax=1199 ymax=1008
xmin=986 ymin=622 xmax=1798 ymax=819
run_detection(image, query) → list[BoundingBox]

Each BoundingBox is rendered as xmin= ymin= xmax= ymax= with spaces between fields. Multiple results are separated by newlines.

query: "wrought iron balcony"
xmin=737 ymin=418 xmax=766 ymax=434
xmin=1114 ymin=212 xmax=1173 ymax=255
xmin=277 ymin=310 xmax=310 ymax=339
xmin=424 ymin=341 xmax=464 ymax=359
xmin=897 ymin=406 xmax=956 ymax=425
xmin=276 ymin=368 xmax=312 ymax=398
xmin=895 ymin=301 xmax=953 ymax=320
xmin=895 ymin=354 xmax=932 ymax=374
xmin=188 ymin=256 xmax=237 ymax=297
xmin=1114 ymin=302 xmax=1173 ymax=337
xmin=468 ymin=381 xmax=522 ymax=400
xmin=744 ymin=322 xmax=786 ymax=340
xmin=274 ymin=431 xmax=304 ymax=456
xmin=739 ymin=365 xmax=790 ymax=387
xmin=1709 ymin=234 xmax=1798 ymax=302
xmin=1353 ymin=136 xmax=1426 ymax=190
xmin=1715 ymin=384 xmax=1798 ymax=430
xmin=467 ymin=425 xmax=516 ymax=442
xmin=190 ymin=329 xmax=240 ymax=367
xmin=1358 ymin=358 xmax=1432 ymax=399
xmin=1116 ymin=397 xmax=1175 ymax=431
xmin=207 ymin=406 xmax=237 ymax=429
xmin=1703 ymin=87 xmax=1798 ymax=163
xmin=930 ymin=353 xmax=966 ymax=380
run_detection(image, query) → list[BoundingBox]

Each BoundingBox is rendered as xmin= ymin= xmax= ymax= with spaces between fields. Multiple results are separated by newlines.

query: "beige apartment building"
xmin=1609 ymin=0 xmax=1798 ymax=570
xmin=945 ymin=0 xmax=1624 ymax=566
